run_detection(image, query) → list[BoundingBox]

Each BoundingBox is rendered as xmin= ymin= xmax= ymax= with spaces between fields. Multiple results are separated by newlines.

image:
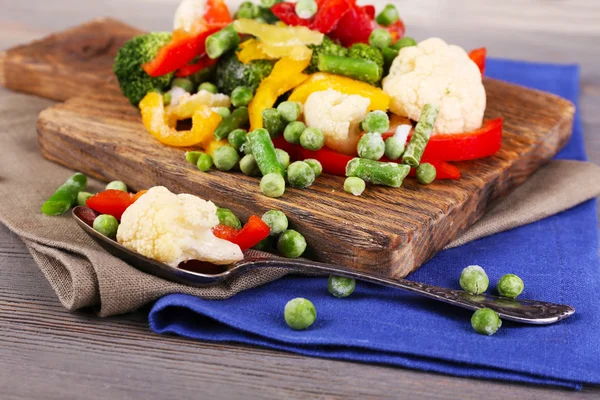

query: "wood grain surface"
xmin=1 ymin=0 xmax=599 ymax=398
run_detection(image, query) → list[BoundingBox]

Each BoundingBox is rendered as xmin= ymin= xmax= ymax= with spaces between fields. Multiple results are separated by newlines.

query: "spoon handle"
xmin=244 ymin=254 xmax=575 ymax=325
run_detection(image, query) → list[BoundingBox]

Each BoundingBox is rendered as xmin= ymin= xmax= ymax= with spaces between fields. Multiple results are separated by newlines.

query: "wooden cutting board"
xmin=0 ymin=19 xmax=575 ymax=278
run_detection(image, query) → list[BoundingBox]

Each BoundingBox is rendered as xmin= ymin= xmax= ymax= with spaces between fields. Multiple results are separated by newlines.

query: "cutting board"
xmin=0 ymin=19 xmax=575 ymax=278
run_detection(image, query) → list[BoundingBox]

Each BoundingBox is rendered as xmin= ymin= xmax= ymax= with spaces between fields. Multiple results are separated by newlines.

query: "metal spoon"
xmin=73 ymin=206 xmax=575 ymax=325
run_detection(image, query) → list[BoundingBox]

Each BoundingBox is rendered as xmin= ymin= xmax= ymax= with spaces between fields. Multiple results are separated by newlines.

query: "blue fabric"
xmin=149 ymin=59 xmax=600 ymax=390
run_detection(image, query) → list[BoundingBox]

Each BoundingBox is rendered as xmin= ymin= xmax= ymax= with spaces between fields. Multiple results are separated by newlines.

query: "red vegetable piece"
xmin=386 ymin=19 xmax=406 ymax=42
xmin=330 ymin=3 xmax=376 ymax=46
xmin=176 ymin=56 xmax=218 ymax=78
xmin=270 ymin=2 xmax=312 ymax=27
xmin=310 ymin=0 xmax=354 ymax=34
xmin=362 ymin=4 xmax=375 ymax=19
xmin=212 ymin=224 xmax=239 ymax=241
xmin=86 ymin=190 xmax=136 ymax=221
xmin=469 ymin=47 xmax=486 ymax=76
xmin=408 ymin=160 xmax=461 ymax=180
xmin=212 ymin=216 xmax=271 ymax=251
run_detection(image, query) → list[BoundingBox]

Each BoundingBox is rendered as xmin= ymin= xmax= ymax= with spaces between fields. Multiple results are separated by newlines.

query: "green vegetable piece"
xmin=306 ymin=36 xmax=348 ymax=74
xmin=105 ymin=180 xmax=128 ymax=192
xmin=471 ymin=308 xmax=502 ymax=336
xmin=390 ymin=36 xmax=417 ymax=51
xmin=261 ymin=210 xmax=289 ymax=236
xmin=384 ymin=136 xmax=405 ymax=160
xmin=278 ymin=229 xmax=307 ymax=258
xmin=196 ymin=152 xmax=213 ymax=171
xmin=241 ymin=140 xmax=253 ymax=155
xmin=287 ymin=161 xmax=315 ymax=188
xmin=300 ymin=127 xmax=324 ymax=151
xmin=497 ymin=274 xmax=525 ymax=298
xmin=262 ymin=108 xmax=285 ymax=138
xmin=416 ymin=163 xmax=436 ymax=184
xmin=295 ymin=0 xmax=317 ymax=19
xmin=459 ymin=265 xmax=489 ymax=295
xmin=215 ymin=51 xmax=274 ymax=95
xmin=93 ymin=214 xmax=119 ymax=239
xmin=346 ymin=158 xmax=410 ymax=188
xmin=277 ymin=101 xmax=302 ymax=123
xmin=213 ymin=107 xmax=231 ymax=118
xmin=275 ymin=149 xmax=291 ymax=170
xmin=214 ymin=107 xmax=250 ymax=140
xmin=357 ymin=132 xmax=385 ymax=160
xmin=163 ymin=92 xmax=172 ymax=106
xmin=228 ymin=128 xmax=248 ymax=151
xmin=260 ymin=173 xmax=286 ymax=198
xmin=171 ymin=78 xmax=194 ymax=93
xmin=284 ymin=298 xmax=316 ymax=330
xmin=317 ymin=54 xmax=381 ymax=86
xmin=362 ymin=110 xmax=390 ymax=134
xmin=283 ymin=121 xmax=306 ymax=144
xmin=369 ymin=28 xmax=392 ymax=49
xmin=344 ymin=177 xmax=366 ymax=196
xmin=113 ymin=32 xmax=173 ymax=106
xmin=213 ymin=145 xmax=240 ymax=171
xmin=304 ymin=159 xmax=322 ymax=177
xmin=236 ymin=1 xmax=258 ymax=19
xmin=231 ymin=86 xmax=253 ymax=107
xmin=198 ymin=82 xmax=218 ymax=94
xmin=206 ymin=24 xmax=240 ymax=59
xmin=328 ymin=275 xmax=356 ymax=298
xmin=216 ymin=207 xmax=242 ymax=230
xmin=77 ymin=191 xmax=93 ymax=207
xmin=402 ymin=104 xmax=439 ymax=167
xmin=261 ymin=0 xmax=281 ymax=8
xmin=253 ymin=237 xmax=273 ymax=251
xmin=239 ymin=154 xmax=261 ymax=176
xmin=346 ymin=43 xmax=384 ymax=85
xmin=375 ymin=4 xmax=399 ymax=26
xmin=255 ymin=6 xmax=280 ymax=24
xmin=185 ymin=151 xmax=203 ymax=165
xmin=381 ymin=46 xmax=399 ymax=75
xmin=188 ymin=65 xmax=216 ymax=87
xmin=248 ymin=128 xmax=285 ymax=176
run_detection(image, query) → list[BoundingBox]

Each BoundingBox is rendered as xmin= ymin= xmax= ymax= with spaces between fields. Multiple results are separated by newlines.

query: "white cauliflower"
xmin=303 ymin=89 xmax=370 ymax=155
xmin=382 ymin=37 xmax=486 ymax=134
xmin=174 ymin=0 xmax=207 ymax=33
xmin=116 ymin=186 xmax=243 ymax=267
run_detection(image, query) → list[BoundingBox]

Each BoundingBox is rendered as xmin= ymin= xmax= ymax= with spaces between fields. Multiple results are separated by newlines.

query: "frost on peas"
xmin=459 ymin=265 xmax=489 ymax=295
xmin=357 ymin=132 xmax=385 ymax=160
xmin=328 ymin=275 xmax=356 ymax=298
xmin=471 ymin=308 xmax=502 ymax=336
xmin=287 ymin=161 xmax=315 ymax=188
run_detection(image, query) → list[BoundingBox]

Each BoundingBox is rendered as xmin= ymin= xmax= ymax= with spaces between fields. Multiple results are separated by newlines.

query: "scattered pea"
xmin=163 ymin=92 xmax=172 ymax=106
xmin=497 ymin=274 xmax=525 ymax=298
xmin=300 ymin=127 xmax=325 ymax=151
xmin=277 ymin=101 xmax=302 ymax=123
xmin=328 ymin=275 xmax=356 ymax=298
xmin=369 ymin=28 xmax=392 ymax=49
xmin=196 ymin=152 xmax=213 ymax=171
xmin=295 ymin=0 xmax=317 ymax=19
xmin=284 ymin=298 xmax=316 ymax=330
xmin=239 ymin=154 xmax=261 ymax=176
xmin=344 ymin=177 xmax=366 ymax=196
xmin=171 ymin=78 xmax=194 ymax=93
xmin=362 ymin=110 xmax=390 ymax=134
xmin=275 ymin=149 xmax=291 ymax=170
xmin=236 ymin=1 xmax=258 ymax=19
xmin=459 ymin=265 xmax=489 ymax=295
xmin=384 ymin=136 xmax=405 ymax=160
xmin=231 ymin=86 xmax=253 ymax=107
xmin=261 ymin=210 xmax=289 ymax=236
xmin=106 ymin=180 xmax=128 ymax=192
xmin=357 ymin=132 xmax=385 ymax=160
xmin=278 ymin=229 xmax=307 ymax=258
xmin=213 ymin=107 xmax=231 ymax=118
xmin=77 ymin=191 xmax=93 ymax=207
xmin=213 ymin=145 xmax=240 ymax=171
xmin=375 ymin=4 xmax=399 ymax=26
xmin=471 ymin=308 xmax=502 ymax=336
xmin=416 ymin=163 xmax=436 ymax=185
xmin=260 ymin=173 xmax=286 ymax=198
xmin=198 ymin=82 xmax=218 ymax=94
xmin=391 ymin=36 xmax=417 ymax=51
xmin=93 ymin=214 xmax=119 ymax=239
xmin=304 ymin=159 xmax=322 ymax=177
xmin=283 ymin=121 xmax=306 ymax=144
xmin=216 ymin=207 xmax=242 ymax=229
xmin=262 ymin=108 xmax=285 ymax=137
xmin=287 ymin=161 xmax=315 ymax=188
xmin=185 ymin=151 xmax=203 ymax=165
xmin=228 ymin=129 xmax=247 ymax=151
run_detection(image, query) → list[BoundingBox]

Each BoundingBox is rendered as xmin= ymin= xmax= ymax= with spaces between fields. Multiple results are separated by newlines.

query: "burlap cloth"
xmin=1 ymin=89 xmax=599 ymax=317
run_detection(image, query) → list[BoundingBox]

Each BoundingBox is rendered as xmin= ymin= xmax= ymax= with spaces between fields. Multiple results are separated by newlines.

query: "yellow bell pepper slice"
xmin=205 ymin=139 xmax=229 ymax=156
xmin=248 ymin=57 xmax=311 ymax=130
xmin=237 ymin=39 xmax=277 ymax=64
xmin=139 ymin=92 xmax=221 ymax=148
xmin=288 ymin=72 xmax=391 ymax=111
xmin=233 ymin=19 xmax=323 ymax=46
xmin=237 ymin=39 xmax=311 ymax=63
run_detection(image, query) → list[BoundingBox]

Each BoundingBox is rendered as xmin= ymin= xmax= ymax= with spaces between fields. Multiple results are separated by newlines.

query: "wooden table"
xmin=1 ymin=0 xmax=599 ymax=398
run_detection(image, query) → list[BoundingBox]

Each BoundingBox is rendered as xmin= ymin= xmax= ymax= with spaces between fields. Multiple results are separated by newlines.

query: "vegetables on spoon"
xmin=41 ymin=173 xmax=88 ymax=216
xmin=86 ymin=189 xmax=147 ymax=221
xmin=212 ymin=215 xmax=271 ymax=250
xmin=93 ymin=214 xmax=119 ymax=239
xmin=105 ymin=180 xmax=128 ymax=192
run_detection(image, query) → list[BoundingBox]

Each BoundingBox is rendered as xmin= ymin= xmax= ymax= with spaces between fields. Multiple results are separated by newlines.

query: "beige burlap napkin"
xmin=1 ymin=89 xmax=599 ymax=317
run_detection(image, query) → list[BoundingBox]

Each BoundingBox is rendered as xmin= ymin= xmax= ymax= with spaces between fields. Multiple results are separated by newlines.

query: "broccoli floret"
xmin=347 ymin=43 xmax=384 ymax=84
xmin=113 ymin=32 xmax=173 ymax=106
xmin=214 ymin=51 xmax=275 ymax=95
xmin=306 ymin=37 xmax=348 ymax=73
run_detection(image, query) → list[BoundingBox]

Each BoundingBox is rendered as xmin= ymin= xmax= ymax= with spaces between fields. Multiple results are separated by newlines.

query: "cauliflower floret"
xmin=382 ymin=37 xmax=486 ymax=134
xmin=116 ymin=186 xmax=243 ymax=267
xmin=174 ymin=0 xmax=207 ymax=33
xmin=303 ymin=89 xmax=370 ymax=155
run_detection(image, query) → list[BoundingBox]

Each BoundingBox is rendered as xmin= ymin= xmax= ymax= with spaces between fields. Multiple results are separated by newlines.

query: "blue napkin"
xmin=149 ymin=59 xmax=600 ymax=390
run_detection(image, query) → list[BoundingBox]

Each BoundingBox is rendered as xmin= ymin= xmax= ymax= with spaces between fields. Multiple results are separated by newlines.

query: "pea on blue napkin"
xmin=149 ymin=59 xmax=600 ymax=390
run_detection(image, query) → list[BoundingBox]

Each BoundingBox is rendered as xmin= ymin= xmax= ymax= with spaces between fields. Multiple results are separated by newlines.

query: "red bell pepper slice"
xmin=362 ymin=4 xmax=375 ymax=19
xmin=175 ymin=56 xmax=218 ymax=78
xmin=386 ymin=19 xmax=406 ymax=42
xmin=408 ymin=160 xmax=461 ymax=180
xmin=271 ymin=2 xmax=312 ymax=27
xmin=271 ymin=0 xmax=353 ymax=33
xmin=212 ymin=216 xmax=271 ymax=251
xmin=469 ymin=47 xmax=486 ymax=76
xmin=86 ymin=189 xmax=146 ymax=221
xmin=272 ymin=137 xmax=353 ymax=176
xmin=330 ymin=3 xmax=377 ymax=46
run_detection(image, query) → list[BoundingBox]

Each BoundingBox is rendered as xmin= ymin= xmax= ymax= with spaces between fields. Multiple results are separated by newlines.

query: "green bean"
xmin=196 ymin=152 xmax=213 ymax=171
xmin=416 ymin=163 xmax=436 ymax=184
xmin=41 ymin=173 xmax=87 ymax=216
xmin=231 ymin=86 xmax=253 ymax=107
xmin=260 ymin=173 xmax=286 ymax=198
xmin=283 ymin=121 xmax=306 ymax=144
xmin=228 ymin=128 xmax=247 ymax=151
xmin=317 ymin=54 xmax=380 ymax=84
xmin=198 ymin=82 xmax=218 ymax=94
xmin=300 ymin=127 xmax=324 ymax=151
xmin=105 ymin=180 xmax=128 ymax=192
xmin=402 ymin=104 xmax=439 ymax=167
xmin=214 ymin=107 xmax=250 ymax=140
xmin=216 ymin=207 xmax=242 ymax=229
xmin=346 ymin=158 xmax=410 ymax=187
xmin=206 ymin=25 xmax=240 ymax=59
xmin=77 ymin=192 xmax=93 ymax=207
xmin=262 ymin=108 xmax=285 ymax=138
xmin=93 ymin=214 xmax=119 ymax=239
xmin=171 ymin=78 xmax=194 ymax=93
xmin=381 ymin=46 xmax=399 ymax=74
xmin=287 ymin=161 xmax=315 ymax=188
xmin=303 ymin=159 xmax=322 ymax=177
xmin=261 ymin=210 xmax=288 ymax=236
xmin=248 ymin=128 xmax=285 ymax=176
xmin=375 ymin=4 xmax=399 ymax=26
xmin=235 ymin=1 xmax=258 ymax=19
xmin=213 ymin=145 xmax=240 ymax=171
xmin=239 ymin=154 xmax=261 ymax=176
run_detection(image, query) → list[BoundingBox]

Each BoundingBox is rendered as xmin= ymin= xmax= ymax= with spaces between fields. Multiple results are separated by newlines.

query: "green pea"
xmin=241 ymin=139 xmax=253 ymax=155
xmin=163 ymin=92 xmax=172 ymax=106
xmin=261 ymin=210 xmax=289 ymax=236
xmin=231 ymin=86 xmax=253 ymax=107
xmin=236 ymin=1 xmax=258 ymax=19
xmin=295 ymin=0 xmax=317 ymax=19
xmin=196 ymin=152 xmax=213 ymax=171
xmin=375 ymin=4 xmax=399 ymax=26
xmin=362 ymin=110 xmax=390 ymax=134
xmin=239 ymin=154 xmax=261 ymax=176
xmin=213 ymin=145 xmax=240 ymax=171
xmin=93 ymin=214 xmax=119 ymax=239
xmin=328 ymin=275 xmax=356 ymax=298
xmin=260 ymin=173 xmax=286 ymax=198
xmin=283 ymin=121 xmax=306 ymax=144
xmin=416 ymin=163 xmax=436 ymax=184
xmin=287 ymin=161 xmax=315 ymax=188
xmin=106 ymin=180 xmax=128 ymax=192
xmin=497 ymin=274 xmax=525 ymax=298
xmin=262 ymin=108 xmax=285 ymax=138
xmin=278 ymin=229 xmax=307 ymax=258
xmin=185 ymin=151 xmax=203 ymax=165
xmin=228 ymin=129 xmax=247 ymax=151
xmin=171 ymin=78 xmax=194 ymax=93
xmin=213 ymin=107 xmax=231 ymax=118
xmin=471 ymin=308 xmax=502 ymax=335
xmin=277 ymin=101 xmax=302 ymax=123
xmin=284 ymin=297 xmax=316 ymax=330
xmin=216 ymin=207 xmax=242 ymax=230
xmin=459 ymin=265 xmax=489 ymax=295
xmin=391 ymin=36 xmax=417 ymax=51
xmin=369 ymin=28 xmax=392 ymax=49
xmin=384 ymin=136 xmax=405 ymax=160
xmin=300 ymin=127 xmax=324 ymax=151
xmin=77 ymin=191 xmax=93 ymax=207
xmin=198 ymin=82 xmax=218 ymax=94
xmin=275 ymin=149 xmax=291 ymax=170
xmin=303 ymin=159 xmax=322 ymax=177
xmin=344 ymin=177 xmax=366 ymax=196
xmin=357 ymin=132 xmax=385 ymax=160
